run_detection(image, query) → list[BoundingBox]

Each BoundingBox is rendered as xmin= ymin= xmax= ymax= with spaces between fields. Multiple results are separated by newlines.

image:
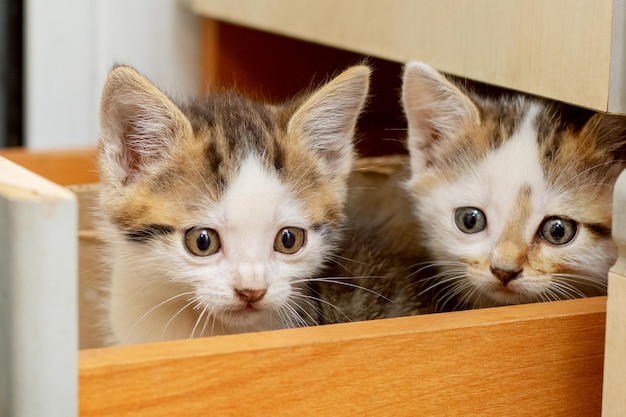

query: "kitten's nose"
xmin=490 ymin=266 xmax=522 ymax=286
xmin=235 ymin=288 xmax=267 ymax=303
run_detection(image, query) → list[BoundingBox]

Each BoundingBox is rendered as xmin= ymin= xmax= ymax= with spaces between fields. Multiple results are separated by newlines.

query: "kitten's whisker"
xmin=548 ymin=273 xmax=608 ymax=291
xmin=275 ymin=305 xmax=292 ymax=329
xmin=292 ymin=275 xmax=386 ymax=285
xmin=161 ymin=299 xmax=197 ymax=340
xmin=294 ymin=293 xmax=351 ymax=322
xmin=329 ymin=253 xmax=371 ymax=266
xmin=210 ymin=308 xmax=218 ymax=337
xmin=277 ymin=301 xmax=297 ymax=328
xmin=549 ymin=281 xmax=587 ymax=299
xmin=552 ymin=159 xmax=618 ymax=192
xmin=408 ymin=260 xmax=467 ymax=278
xmin=306 ymin=277 xmax=393 ymax=303
xmin=285 ymin=300 xmax=314 ymax=327
xmin=452 ymin=282 xmax=477 ymax=311
xmin=418 ymin=270 xmax=466 ymax=296
xmin=291 ymin=289 xmax=323 ymax=323
xmin=547 ymin=289 xmax=564 ymax=302
xmin=161 ymin=298 xmax=197 ymax=341
xmin=199 ymin=305 xmax=213 ymax=337
xmin=125 ymin=291 xmax=196 ymax=341
xmin=286 ymin=301 xmax=309 ymax=328
xmin=190 ymin=302 xmax=209 ymax=338
xmin=442 ymin=280 xmax=474 ymax=311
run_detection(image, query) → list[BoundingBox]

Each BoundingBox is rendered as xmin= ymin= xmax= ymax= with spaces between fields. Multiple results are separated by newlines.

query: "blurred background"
xmin=0 ymin=0 xmax=199 ymax=150
xmin=2 ymin=1 xmax=619 ymax=155
xmin=0 ymin=0 xmax=406 ymax=155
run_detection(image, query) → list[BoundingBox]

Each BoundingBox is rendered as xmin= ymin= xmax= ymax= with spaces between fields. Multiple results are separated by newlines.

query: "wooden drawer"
xmin=190 ymin=0 xmax=626 ymax=114
xmin=1 ymin=149 xmax=618 ymax=416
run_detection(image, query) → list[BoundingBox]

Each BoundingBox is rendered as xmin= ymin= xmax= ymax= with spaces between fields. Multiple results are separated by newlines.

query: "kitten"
xmin=97 ymin=65 xmax=370 ymax=344
xmin=311 ymin=156 xmax=434 ymax=323
xmin=402 ymin=61 xmax=626 ymax=310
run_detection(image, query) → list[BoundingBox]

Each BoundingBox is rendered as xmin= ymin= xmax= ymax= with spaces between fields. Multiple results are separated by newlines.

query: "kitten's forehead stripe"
xmin=205 ymin=141 xmax=223 ymax=175
xmin=474 ymin=95 xmax=529 ymax=151
xmin=272 ymin=138 xmax=285 ymax=172
xmin=187 ymin=93 xmax=294 ymax=187
xmin=498 ymin=185 xmax=532 ymax=247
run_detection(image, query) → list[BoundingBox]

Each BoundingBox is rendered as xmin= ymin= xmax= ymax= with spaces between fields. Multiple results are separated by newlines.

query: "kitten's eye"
xmin=184 ymin=228 xmax=220 ymax=256
xmin=274 ymin=227 xmax=306 ymax=254
xmin=454 ymin=207 xmax=487 ymax=234
xmin=539 ymin=216 xmax=577 ymax=245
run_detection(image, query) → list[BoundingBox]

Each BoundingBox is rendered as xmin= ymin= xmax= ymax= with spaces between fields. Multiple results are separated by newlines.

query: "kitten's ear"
xmin=288 ymin=65 xmax=370 ymax=177
xmin=98 ymin=65 xmax=193 ymax=186
xmin=402 ymin=61 xmax=480 ymax=172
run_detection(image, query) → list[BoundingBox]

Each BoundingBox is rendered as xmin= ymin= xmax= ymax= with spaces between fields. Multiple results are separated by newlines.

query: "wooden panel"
xmin=0 ymin=148 xmax=98 ymax=185
xmin=602 ymin=170 xmax=626 ymax=416
xmin=80 ymin=297 xmax=605 ymax=416
xmin=0 ymin=157 xmax=78 ymax=416
xmin=191 ymin=0 xmax=623 ymax=113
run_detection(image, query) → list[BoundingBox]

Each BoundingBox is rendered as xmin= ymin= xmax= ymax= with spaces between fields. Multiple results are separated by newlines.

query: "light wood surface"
xmin=191 ymin=0 xmax=625 ymax=113
xmin=602 ymin=170 xmax=626 ymax=416
xmin=0 ymin=148 xmax=98 ymax=185
xmin=0 ymin=157 xmax=78 ymax=416
xmin=80 ymin=297 xmax=605 ymax=416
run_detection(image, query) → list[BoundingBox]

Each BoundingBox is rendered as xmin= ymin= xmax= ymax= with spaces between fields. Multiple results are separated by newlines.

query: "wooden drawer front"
xmin=80 ymin=298 xmax=605 ymax=417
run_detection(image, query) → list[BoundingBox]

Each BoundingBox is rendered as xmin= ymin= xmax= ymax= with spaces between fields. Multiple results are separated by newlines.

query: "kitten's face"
xmin=98 ymin=65 xmax=369 ymax=343
xmin=403 ymin=62 xmax=626 ymax=309
xmin=120 ymin=155 xmax=336 ymax=331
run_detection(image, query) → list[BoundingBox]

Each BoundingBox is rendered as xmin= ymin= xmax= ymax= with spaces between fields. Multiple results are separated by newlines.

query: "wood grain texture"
xmin=0 ymin=148 xmax=98 ymax=185
xmin=603 ymin=170 xmax=626 ymax=416
xmin=80 ymin=297 xmax=605 ymax=416
xmin=603 ymin=272 xmax=626 ymax=417
xmin=191 ymin=0 xmax=620 ymax=113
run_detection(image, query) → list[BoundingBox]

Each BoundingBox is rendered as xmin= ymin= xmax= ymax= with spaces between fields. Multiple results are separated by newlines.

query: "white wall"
xmin=26 ymin=0 xmax=199 ymax=149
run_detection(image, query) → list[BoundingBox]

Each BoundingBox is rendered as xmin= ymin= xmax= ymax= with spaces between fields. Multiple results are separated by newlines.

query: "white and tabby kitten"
xmin=98 ymin=65 xmax=370 ymax=344
xmin=402 ymin=61 xmax=626 ymax=310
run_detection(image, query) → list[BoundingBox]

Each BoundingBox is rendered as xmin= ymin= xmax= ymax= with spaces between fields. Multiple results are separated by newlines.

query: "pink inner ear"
xmin=120 ymin=121 xmax=157 ymax=185
xmin=117 ymin=107 xmax=174 ymax=185
xmin=121 ymin=143 xmax=143 ymax=185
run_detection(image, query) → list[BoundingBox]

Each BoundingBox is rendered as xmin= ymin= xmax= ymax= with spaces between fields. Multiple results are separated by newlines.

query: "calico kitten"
xmin=402 ymin=61 xmax=626 ymax=310
xmin=97 ymin=65 xmax=370 ymax=344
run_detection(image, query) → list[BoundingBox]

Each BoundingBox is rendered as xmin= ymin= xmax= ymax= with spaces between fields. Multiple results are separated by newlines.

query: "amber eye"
xmin=454 ymin=207 xmax=487 ymax=234
xmin=539 ymin=216 xmax=577 ymax=245
xmin=184 ymin=228 xmax=220 ymax=256
xmin=274 ymin=227 xmax=306 ymax=254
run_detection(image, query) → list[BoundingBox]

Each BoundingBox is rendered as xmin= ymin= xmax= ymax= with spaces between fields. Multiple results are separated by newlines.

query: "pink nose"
xmin=235 ymin=288 xmax=267 ymax=303
xmin=490 ymin=266 xmax=522 ymax=286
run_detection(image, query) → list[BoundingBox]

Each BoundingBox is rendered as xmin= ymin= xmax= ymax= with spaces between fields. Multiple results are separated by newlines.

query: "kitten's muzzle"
xmin=235 ymin=288 xmax=267 ymax=304
xmin=489 ymin=266 xmax=522 ymax=286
